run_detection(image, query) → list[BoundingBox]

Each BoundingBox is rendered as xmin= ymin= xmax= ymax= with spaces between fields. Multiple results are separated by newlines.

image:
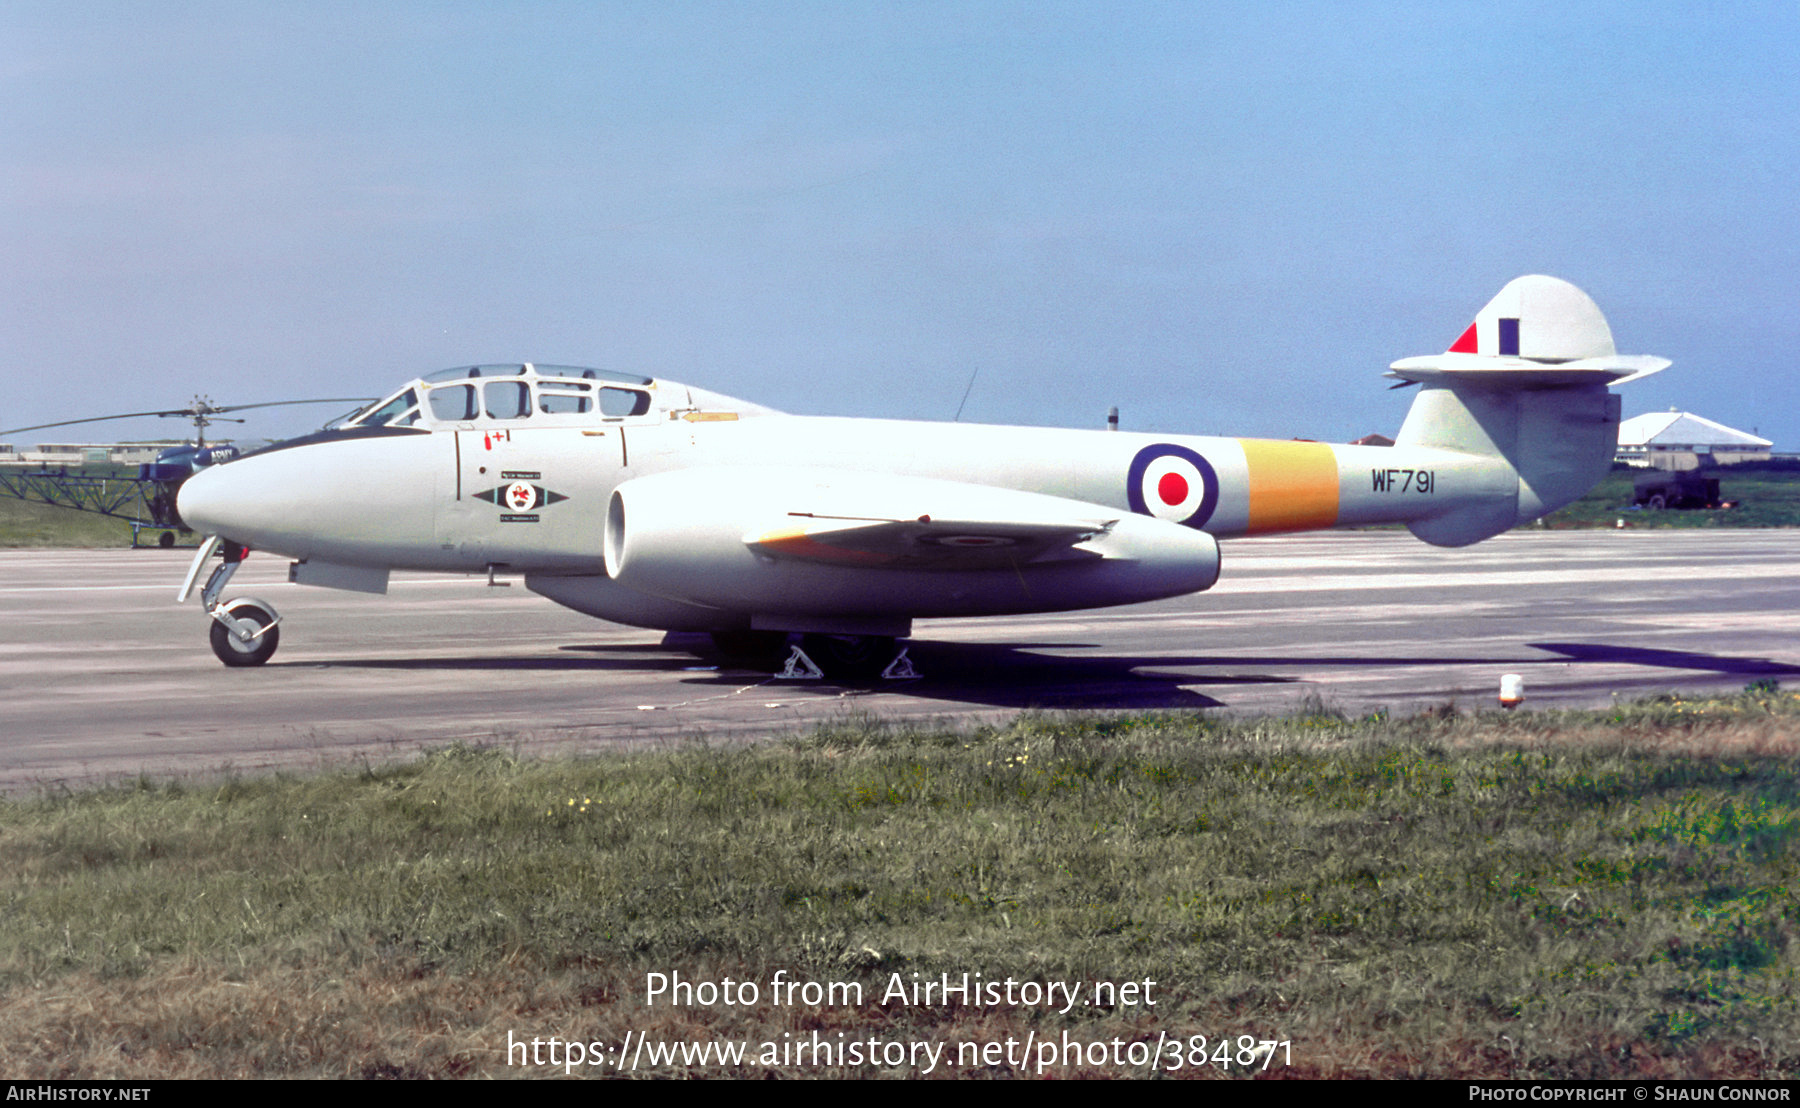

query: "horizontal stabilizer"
xmin=1387 ymin=352 xmax=1670 ymax=388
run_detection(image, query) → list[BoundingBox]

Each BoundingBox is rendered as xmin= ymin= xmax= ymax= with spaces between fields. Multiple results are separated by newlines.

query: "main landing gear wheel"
xmin=210 ymin=603 xmax=280 ymax=667
xmin=709 ymin=629 xmax=791 ymax=663
xmin=800 ymin=634 xmax=896 ymax=681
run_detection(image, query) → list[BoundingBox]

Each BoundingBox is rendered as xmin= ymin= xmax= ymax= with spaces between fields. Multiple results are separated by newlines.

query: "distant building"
xmin=1351 ymin=433 xmax=1395 ymax=447
xmin=1 ymin=441 xmax=194 ymax=467
xmin=1615 ymin=410 xmax=1772 ymax=470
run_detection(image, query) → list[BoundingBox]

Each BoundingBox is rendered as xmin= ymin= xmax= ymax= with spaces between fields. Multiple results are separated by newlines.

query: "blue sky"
xmin=4 ymin=2 xmax=1796 ymax=448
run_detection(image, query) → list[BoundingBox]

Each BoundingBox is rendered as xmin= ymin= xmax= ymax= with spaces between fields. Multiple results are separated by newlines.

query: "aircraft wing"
xmin=602 ymin=465 xmax=1218 ymax=618
xmin=745 ymin=513 xmax=1112 ymax=570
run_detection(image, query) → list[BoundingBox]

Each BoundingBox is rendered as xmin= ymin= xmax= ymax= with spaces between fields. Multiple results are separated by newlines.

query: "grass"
xmin=3 ymin=691 xmax=1800 ymax=1077
xmin=0 ymin=463 xmax=192 ymax=546
xmin=1539 ymin=463 xmax=1800 ymax=530
xmin=0 ymin=493 xmax=142 ymax=546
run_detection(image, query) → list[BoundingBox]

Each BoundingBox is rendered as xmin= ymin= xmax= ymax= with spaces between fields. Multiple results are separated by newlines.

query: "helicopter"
xmin=0 ymin=396 xmax=372 ymax=546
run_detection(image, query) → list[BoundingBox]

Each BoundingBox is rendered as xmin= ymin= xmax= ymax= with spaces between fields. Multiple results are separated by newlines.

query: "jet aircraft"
xmin=175 ymin=276 xmax=1667 ymax=677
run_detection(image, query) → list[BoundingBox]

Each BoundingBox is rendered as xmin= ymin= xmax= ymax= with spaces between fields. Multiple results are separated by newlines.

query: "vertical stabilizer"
xmin=1389 ymin=276 xmax=1666 ymax=547
xmin=1444 ymin=274 xmax=1616 ymax=361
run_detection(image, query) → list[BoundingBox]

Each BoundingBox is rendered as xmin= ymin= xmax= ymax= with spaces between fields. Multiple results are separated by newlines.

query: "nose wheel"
xmin=182 ymin=537 xmax=283 ymax=667
xmin=210 ymin=602 xmax=281 ymax=667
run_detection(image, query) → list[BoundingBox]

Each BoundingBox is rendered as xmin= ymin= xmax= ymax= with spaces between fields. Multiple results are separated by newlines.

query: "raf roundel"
xmin=1126 ymin=444 xmax=1219 ymax=530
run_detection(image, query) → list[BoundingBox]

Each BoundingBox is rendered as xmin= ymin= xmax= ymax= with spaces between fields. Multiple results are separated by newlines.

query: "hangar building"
xmin=1615 ymin=410 xmax=1772 ymax=470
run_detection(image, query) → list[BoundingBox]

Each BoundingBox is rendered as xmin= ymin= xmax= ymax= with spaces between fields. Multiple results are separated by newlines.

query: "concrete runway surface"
xmin=1 ymin=530 xmax=1795 ymax=792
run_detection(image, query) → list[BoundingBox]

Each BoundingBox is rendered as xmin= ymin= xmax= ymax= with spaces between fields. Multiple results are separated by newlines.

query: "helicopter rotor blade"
xmin=0 ymin=410 xmax=204 ymax=436
xmin=1 ymin=398 xmax=375 ymax=438
xmin=203 ymin=398 xmax=375 ymax=415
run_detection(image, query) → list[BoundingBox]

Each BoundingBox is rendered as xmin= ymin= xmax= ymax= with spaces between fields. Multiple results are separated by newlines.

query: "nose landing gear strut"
xmin=179 ymin=536 xmax=283 ymax=666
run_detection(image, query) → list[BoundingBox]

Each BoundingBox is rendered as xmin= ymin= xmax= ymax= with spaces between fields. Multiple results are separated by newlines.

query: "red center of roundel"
xmin=1157 ymin=472 xmax=1188 ymax=506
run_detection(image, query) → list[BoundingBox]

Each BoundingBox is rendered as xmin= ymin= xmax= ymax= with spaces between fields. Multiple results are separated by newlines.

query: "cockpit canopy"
xmin=345 ymin=363 xmax=663 ymax=429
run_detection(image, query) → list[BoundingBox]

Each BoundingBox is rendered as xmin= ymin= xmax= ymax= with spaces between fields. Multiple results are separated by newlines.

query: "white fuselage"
xmin=176 ymin=369 xmax=1515 ymax=635
xmin=170 ymin=276 xmax=1658 ymax=655
xmin=179 ymin=401 xmax=1501 ymax=572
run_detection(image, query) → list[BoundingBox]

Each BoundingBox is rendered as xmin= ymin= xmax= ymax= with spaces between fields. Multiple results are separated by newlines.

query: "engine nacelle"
xmin=602 ymin=467 xmax=1219 ymax=622
xmin=524 ymin=571 xmax=742 ymax=631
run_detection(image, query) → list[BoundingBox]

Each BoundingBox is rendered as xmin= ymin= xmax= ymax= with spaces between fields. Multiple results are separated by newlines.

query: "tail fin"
xmin=1391 ymin=276 xmax=1669 ymax=547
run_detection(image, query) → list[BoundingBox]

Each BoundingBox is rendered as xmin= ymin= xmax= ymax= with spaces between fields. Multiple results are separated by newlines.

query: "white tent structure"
xmin=1616 ymin=409 xmax=1772 ymax=469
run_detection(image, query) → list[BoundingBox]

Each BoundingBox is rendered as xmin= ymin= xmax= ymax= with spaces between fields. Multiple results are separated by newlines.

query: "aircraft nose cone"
xmin=176 ymin=462 xmax=256 ymax=540
xmin=172 ymin=430 xmax=440 ymax=564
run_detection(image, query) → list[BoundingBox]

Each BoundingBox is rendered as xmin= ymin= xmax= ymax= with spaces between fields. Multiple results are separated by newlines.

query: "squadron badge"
xmin=475 ymin=475 xmax=568 ymax=523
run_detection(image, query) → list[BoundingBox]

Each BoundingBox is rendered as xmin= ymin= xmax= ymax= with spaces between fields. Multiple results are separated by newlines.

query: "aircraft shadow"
xmin=285 ymin=639 xmax=1791 ymax=713
xmin=861 ymin=640 xmax=1250 ymax=710
xmin=305 ymin=640 xmax=1237 ymax=710
xmin=562 ymin=638 xmax=1247 ymax=710
xmin=1529 ymin=642 xmax=1800 ymax=677
xmin=296 ymin=647 xmax=699 ymax=673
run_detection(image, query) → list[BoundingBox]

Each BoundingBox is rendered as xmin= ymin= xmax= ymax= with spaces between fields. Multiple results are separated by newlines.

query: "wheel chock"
xmin=880 ymin=649 xmax=920 ymax=680
xmin=775 ymin=646 xmax=825 ymax=680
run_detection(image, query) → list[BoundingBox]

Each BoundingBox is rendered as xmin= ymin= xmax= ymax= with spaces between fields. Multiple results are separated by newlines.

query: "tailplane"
xmin=1391 ymin=276 xmax=1668 ymax=546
